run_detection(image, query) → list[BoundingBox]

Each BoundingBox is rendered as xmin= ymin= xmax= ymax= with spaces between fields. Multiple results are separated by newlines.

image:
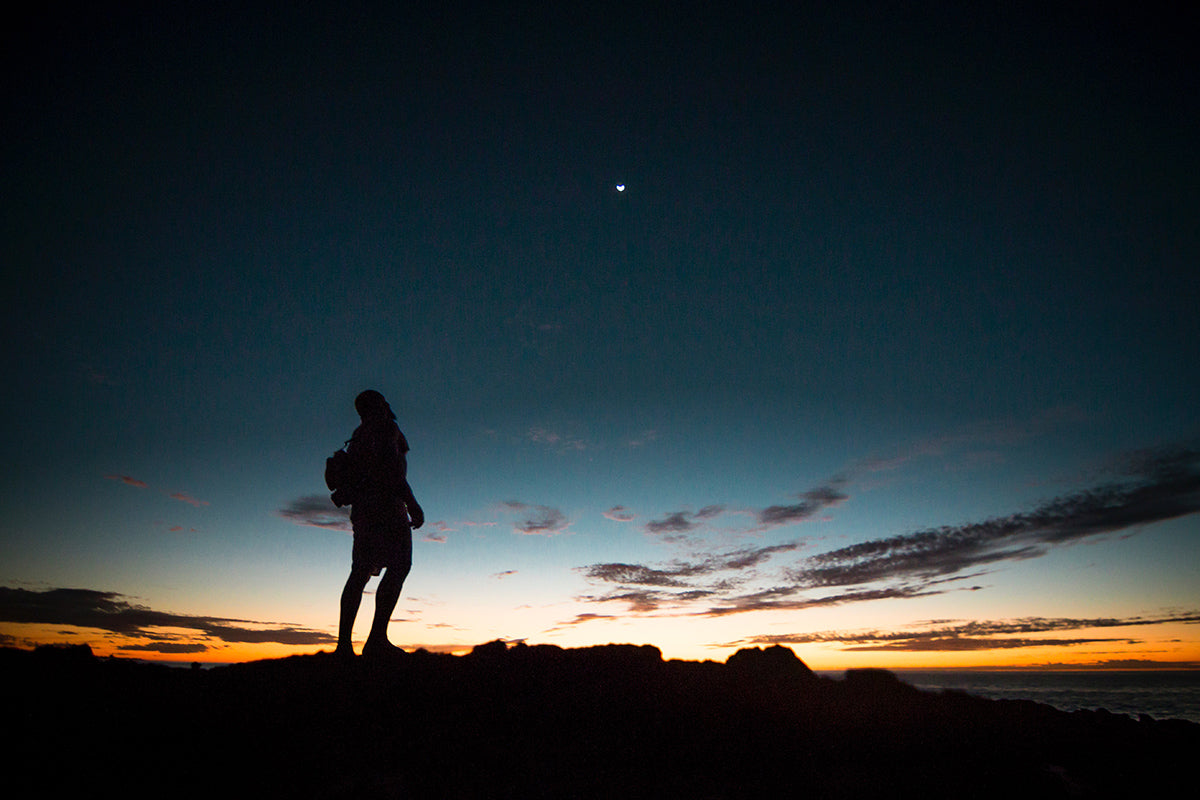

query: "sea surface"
xmin=874 ymin=670 xmax=1200 ymax=724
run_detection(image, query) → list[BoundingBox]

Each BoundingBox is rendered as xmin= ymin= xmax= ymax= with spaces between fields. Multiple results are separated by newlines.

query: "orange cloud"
xmin=105 ymin=474 xmax=148 ymax=489
xmin=169 ymin=492 xmax=209 ymax=507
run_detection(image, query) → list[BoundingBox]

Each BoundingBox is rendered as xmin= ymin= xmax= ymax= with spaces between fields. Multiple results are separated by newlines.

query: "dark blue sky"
xmin=3 ymin=2 xmax=1198 ymax=664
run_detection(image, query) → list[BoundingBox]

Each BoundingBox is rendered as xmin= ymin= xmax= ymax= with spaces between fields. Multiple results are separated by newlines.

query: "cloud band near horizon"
xmin=723 ymin=613 xmax=1200 ymax=653
xmin=578 ymin=444 xmax=1200 ymax=618
xmin=0 ymin=587 xmax=334 ymax=654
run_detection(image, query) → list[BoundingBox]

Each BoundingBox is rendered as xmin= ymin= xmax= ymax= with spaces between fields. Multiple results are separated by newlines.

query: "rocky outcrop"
xmin=4 ymin=643 xmax=1196 ymax=798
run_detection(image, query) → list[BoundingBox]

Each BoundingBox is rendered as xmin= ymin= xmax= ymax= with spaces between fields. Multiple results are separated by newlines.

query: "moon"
xmin=615 ymin=184 xmax=625 ymax=192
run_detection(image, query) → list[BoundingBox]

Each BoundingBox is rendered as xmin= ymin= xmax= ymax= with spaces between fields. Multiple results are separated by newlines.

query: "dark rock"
xmin=842 ymin=666 xmax=910 ymax=692
xmin=467 ymin=638 xmax=510 ymax=659
xmin=725 ymin=644 xmax=815 ymax=681
xmin=33 ymin=642 xmax=95 ymax=665
xmin=1 ymin=644 xmax=1196 ymax=799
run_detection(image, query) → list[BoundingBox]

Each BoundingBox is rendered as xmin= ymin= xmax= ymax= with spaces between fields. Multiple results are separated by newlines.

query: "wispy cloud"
xmin=278 ymin=495 xmax=351 ymax=531
xmin=641 ymin=480 xmax=847 ymax=540
xmin=625 ymin=430 xmax=658 ymax=448
xmin=604 ymin=506 xmax=636 ymax=522
xmin=422 ymin=521 xmax=451 ymax=543
xmin=847 ymin=407 xmax=1091 ymax=479
xmin=279 ymin=496 xmax=450 ymax=539
xmin=0 ymin=587 xmax=335 ymax=653
xmin=577 ymin=444 xmax=1200 ymax=618
xmin=579 ymin=541 xmax=806 ymax=612
xmin=543 ymin=611 xmax=623 ymax=632
xmin=791 ymin=445 xmax=1200 ymax=593
xmin=645 ymin=505 xmax=726 ymax=537
xmin=755 ymin=482 xmax=848 ymax=528
xmin=527 ymin=427 xmax=586 ymax=452
xmin=105 ymin=474 xmax=208 ymax=507
xmin=105 ymin=474 xmax=148 ymax=489
xmin=700 ymin=580 xmax=963 ymax=617
xmin=503 ymin=501 xmax=571 ymax=536
xmin=170 ymin=491 xmax=209 ymax=507
xmin=116 ymin=641 xmax=210 ymax=655
xmin=576 ymin=478 xmax=850 ymax=613
xmin=723 ymin=613 xmax=1200 ymax=653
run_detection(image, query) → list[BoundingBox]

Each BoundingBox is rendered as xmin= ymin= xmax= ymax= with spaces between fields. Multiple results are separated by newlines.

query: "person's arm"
xmin=390 ymin=428 xmax=424 ymax=528
xmin=400 ymin=474 xmax=424 ymax=529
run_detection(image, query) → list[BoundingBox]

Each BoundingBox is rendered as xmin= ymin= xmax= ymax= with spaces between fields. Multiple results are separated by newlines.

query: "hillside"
xmin=4 ymin=642 xmax=1197 ymax=798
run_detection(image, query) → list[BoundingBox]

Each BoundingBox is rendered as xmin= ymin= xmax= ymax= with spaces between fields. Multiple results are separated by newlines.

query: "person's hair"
xmin=355 ymin=389 xmax=395 ymax=420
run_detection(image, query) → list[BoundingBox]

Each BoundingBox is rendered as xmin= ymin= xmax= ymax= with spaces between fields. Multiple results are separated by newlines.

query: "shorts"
xmin=351 ymin=499 xmax=413 ymax=577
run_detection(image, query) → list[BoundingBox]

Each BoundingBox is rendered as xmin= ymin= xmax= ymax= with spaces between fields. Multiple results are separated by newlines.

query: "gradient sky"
xmin=3 ymin=2 xmax=1198 ymax=668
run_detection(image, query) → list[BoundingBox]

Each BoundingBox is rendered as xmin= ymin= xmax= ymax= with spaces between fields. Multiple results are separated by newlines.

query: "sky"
xmin=2 ymin=2 xmax=1198 ymax=669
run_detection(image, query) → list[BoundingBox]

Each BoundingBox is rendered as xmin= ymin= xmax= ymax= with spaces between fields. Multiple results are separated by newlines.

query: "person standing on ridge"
xmin=336 ymin=389 xmax=424 ymax=659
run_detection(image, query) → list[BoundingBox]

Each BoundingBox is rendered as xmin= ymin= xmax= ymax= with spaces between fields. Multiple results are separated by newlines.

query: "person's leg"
xmin=338 ymin=564 xmax=372 ymax=655
xmin=364 ymin=531 xmax=412 ymax=654
xmin=365 ymin=568 xmax=404 ymax=645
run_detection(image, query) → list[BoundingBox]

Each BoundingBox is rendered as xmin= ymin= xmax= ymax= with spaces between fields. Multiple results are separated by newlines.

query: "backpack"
xmin=325 ymin=440 xmax=361 ymax=508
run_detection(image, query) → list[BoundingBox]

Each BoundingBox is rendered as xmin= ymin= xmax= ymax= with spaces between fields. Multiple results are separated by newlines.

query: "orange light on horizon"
xmin=5 ymin=620 xmax=1198 ymax=671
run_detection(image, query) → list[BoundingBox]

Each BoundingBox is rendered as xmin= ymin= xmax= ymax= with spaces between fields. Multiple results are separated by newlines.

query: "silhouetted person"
xmin=336 ymin=390 xmax=424 ymax=659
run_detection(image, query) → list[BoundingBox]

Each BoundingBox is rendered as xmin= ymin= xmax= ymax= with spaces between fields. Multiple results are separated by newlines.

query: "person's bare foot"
xmin=362 ymin=639 xmax=405 ymax=660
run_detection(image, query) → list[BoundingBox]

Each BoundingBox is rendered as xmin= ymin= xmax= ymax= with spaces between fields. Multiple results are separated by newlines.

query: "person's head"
xmin=355 ymin=389 xmax=395 ymax=420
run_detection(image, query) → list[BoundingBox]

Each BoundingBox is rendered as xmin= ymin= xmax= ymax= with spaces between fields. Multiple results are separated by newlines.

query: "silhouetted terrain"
xmin=5 ymin=642 xmax=1197 ymax=798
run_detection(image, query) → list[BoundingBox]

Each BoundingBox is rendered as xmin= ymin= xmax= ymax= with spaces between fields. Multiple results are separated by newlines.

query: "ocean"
xmin=876 ymin=670 xmax=1200 ymax=724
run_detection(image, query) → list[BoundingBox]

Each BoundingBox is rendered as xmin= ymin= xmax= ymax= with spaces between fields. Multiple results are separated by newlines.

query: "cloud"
xmin=1089 ymin=658 xmax=1200 ymax=669
xmin=643 ymin=480 xmax=847 ymax=539
xmin=118 ymin=641 xmax=210 ymax=655
xmin=848 ymin=637 xmax=1128 ymax=652
xmin=644 ymin=511 xmax=698 ymax=535
xmin=105 ymin=474 xmax=209 ymax=508
xmin=604 ymin=506 xmax=636 ymax=522
xmin=579 ymin=541 xmax=806 ymax=612
xmin=576 ymin=444 xmax=1200 ymax=618
xmin=542 ymin=611 xmax=625 ymax=633
xmin=725 ymin=613 xmax=1200 ymax=653
xmin=576 ymin=476 xmax=853 ymax=613
xmin=791 ymin=445 xmax=1200 ymax=592
xmin=0 ymin=587 xmax=335 ymax=651
xmin=700 ymin=582 xmax=955 ymax=617
xmin=625 ymin=430 xmax=658 ymax=448
xmin=756 ymin=482 xmax=848 ymax=528
xmin=573 ymin=473 xmax=849 ymax=612
xmin=585 ymin=542 xmax=803 ymax=587
xmin=503 ymin=501 xmax=570 ymax=535
xmin=280 ymin=496 xmax=446 ymax=538
xmin=847 ymin=407 xmax=1091 ymax=478
xmin=645 ymin=505 xmax=726 ymax=536
xmin=584 ymin=563 xmax=697 ymax=588
xmin=278 ymin=495 xmax=352 ymax=531
xmin=580 ymin=587 xmax=720 ymax=614
xmin=170 ymin=491 xmax=209 ymax=507
xmin=527 ymin=427 xmax=586 ymax=452
xmin=105 ymin=474 xmax=148 ymax=489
